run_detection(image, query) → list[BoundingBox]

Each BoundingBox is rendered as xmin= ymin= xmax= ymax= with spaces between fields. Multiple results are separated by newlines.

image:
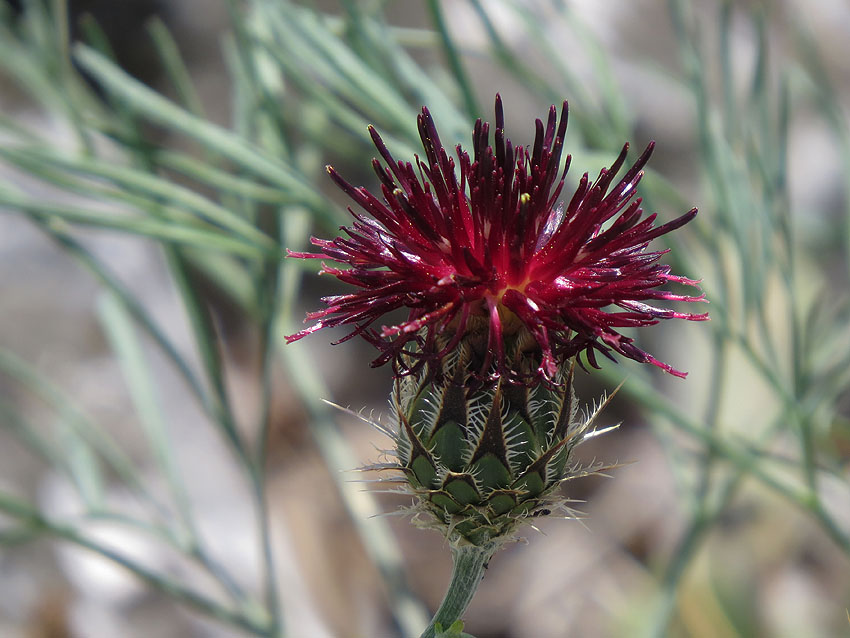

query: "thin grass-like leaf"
xmin=96 ymin=293 xmax=194 ymax=537
xmin=0 ymin=192 xmax=271 ymax=258
xmin=0 ymin=146 xmax=278 ymax=250
xmin=0 ymin=400 xmax=69 ymax=472
xmin=425 ymin=0 xmax=480 ymax=121
xmin=72 ymin=45 xmax=332 ymax=220
xmin=147 ymin=18 xmax=206 ymax=118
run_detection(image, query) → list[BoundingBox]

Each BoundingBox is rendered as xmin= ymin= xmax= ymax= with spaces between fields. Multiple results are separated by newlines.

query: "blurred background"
xmin=1 ymin=1 xmax=849 ymax=637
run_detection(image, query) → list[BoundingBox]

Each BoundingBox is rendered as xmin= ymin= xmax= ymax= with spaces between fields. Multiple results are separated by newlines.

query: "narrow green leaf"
xmin=54 ymin=411 xmax=105 ymax=510
xmin=152 ymin=150 xmax=302 ymax=205
xmin=0 ymin=189 xmax=271 ymax=259
xmin=0 ymin=400 xmax=67 ymax=471
xmin=96 ymin=292 xmax=195 ymax=543
xmin=425 ymin=0 xmax=480 ymax=121
xmin=72 ymin=45 xmax=331 ymax=219
xmin=147 ymin=18 xmax=206 ymax=118
xmin=0 ymin=146 xmax=278 ymax=250
xmin=164 ymin=247 xmax=246 ymax=460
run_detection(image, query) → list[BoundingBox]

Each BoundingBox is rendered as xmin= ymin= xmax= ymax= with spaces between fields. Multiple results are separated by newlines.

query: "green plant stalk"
xmin=249 ymin=201 xmax=288 ymax=638
xmin=248 ymin=467 xmax=283 ymax=637
xmin=425 ymin=0 xmax=480 ymax=121
xmin=421 ymin=542 xmax=499 ymax=638
xmin=146 ymin=17 xmax=206 ymax=118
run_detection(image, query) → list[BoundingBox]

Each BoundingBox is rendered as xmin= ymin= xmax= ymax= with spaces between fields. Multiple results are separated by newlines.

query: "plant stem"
xmin=421 ymin=541 xmax=499 ymax=638
xmin=425 ymin=0 xmax=480 ymax=122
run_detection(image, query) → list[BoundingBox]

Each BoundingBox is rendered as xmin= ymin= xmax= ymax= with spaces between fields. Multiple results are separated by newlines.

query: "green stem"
xmin=251 ymin=469 xmax=282 ymax=637
xmin=421 ymin=542 xmax=499 ymax=638
xmin=425 ymin=0 xmax=480 ymax=121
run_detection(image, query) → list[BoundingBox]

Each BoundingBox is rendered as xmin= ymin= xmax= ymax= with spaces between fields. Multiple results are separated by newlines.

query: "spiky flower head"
xmin=287 ymin=96 xmax=707 ymax=383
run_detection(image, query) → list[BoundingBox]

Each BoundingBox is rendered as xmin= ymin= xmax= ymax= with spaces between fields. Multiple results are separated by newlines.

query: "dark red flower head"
xmin=287 ymin=96 xmax=708 ymax=382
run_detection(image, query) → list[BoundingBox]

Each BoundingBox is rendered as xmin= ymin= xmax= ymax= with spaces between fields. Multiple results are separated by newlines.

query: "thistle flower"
xmin=287 ymin=99 xmax=708 ymax=637
xmin=287 ymin=96 xmax=707 ymax=382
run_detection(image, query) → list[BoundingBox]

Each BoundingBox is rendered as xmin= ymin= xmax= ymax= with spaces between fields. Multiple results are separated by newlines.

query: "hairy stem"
xmin=421 ymin=541 xmax=499 ymax=638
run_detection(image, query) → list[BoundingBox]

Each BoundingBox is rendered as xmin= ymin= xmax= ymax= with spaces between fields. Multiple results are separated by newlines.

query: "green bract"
xmin=388 ymin=345 xmax=617 ymax=547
